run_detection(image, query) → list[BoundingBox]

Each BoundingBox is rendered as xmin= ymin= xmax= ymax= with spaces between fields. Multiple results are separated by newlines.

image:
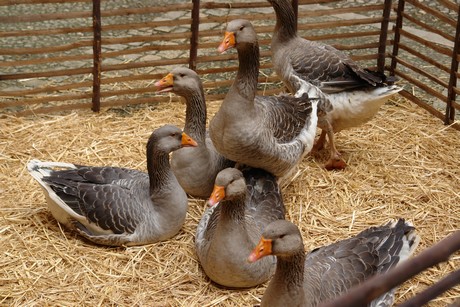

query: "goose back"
xmin=249 ymin=219 xmax=420 ymax=307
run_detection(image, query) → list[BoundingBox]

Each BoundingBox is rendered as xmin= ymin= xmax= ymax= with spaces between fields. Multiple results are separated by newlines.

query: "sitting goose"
xmin=267 ymin=0 xmax=403 ymax=170
xmin=248 ymin=219 xmax=420 ymax=307
xmin=195 ymin=167 xmax=285 ymax=288
xmin=27 ymin=125 xmax=198 ymax=246
xmin=155 ymin=67 xmax=235 ymax=199
xmin=209 ymin=19 xmax=320 ymax=180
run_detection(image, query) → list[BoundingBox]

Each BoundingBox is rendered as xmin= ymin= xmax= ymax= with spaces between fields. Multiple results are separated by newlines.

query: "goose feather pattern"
xmin=195 ymin=167 xmax=285 ymax=288
xmin=248 ymin=219 xmax=420 ymax=307
xmin=267 ymin=0 xmax=403 ymax=170
xmin=209 ymin=19 xmax=320 ymax=179
xmin=27 ymin=125 xmax=197 ymax=246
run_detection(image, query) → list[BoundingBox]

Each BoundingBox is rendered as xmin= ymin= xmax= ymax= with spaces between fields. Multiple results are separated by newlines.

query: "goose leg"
xmin=312 ymin=130 xmax=327 ymax=152
xmin=324 ymin=122 xmax=347 ymax=171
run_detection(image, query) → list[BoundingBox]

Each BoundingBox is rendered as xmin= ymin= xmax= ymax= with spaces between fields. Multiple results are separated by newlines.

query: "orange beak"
xmin=207 ymin=185 xmax=225 ymax=206
xmin=181 ymin=132 xmax=198 ymax=147
xmin=217 ymin=31 xmax=236 ymax=53
xmin=155 ymin=73 xmax=174 ymax=93
xmin=247 ymin=237 xmax=273 ymax=263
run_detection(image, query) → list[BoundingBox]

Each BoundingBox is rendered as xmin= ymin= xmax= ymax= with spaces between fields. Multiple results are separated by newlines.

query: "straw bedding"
xmin=1 ymin=95 xmax=459 ymax=306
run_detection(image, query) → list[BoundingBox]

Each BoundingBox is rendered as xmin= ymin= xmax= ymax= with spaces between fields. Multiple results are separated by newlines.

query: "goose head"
xmin=218 ymin=19 xmax=258 ymax=53
xmin=207 ymin=168 xmax=246 ymax=206
xmin=148 ymin=124 xmax=198 ymax=153
xmin=154 ymin=67 xmax=202 ymax=97
xmin=248 ymin=220 xmax=304 ymax=262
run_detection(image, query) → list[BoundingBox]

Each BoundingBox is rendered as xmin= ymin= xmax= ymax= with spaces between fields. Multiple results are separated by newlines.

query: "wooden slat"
xmin=0 ymin=0 xmax=90 ymax=5
xmin=436 ymin=0 xmax=459 ymax=11
xmin=393 ymin=68 xmax=447 ymax=102
xmin=398 ymin=90 xmax=460 ymax=131
xmin=297 ymin=4 xmax=385 ymax=18
xmin=0 ymin=67 xmax=92 ymax=80
xmin=399 ymin=29 xmax=453 ymax=57
xmin=0 ymin=40 xmax=93 ymax=55
xmin=398 ymin=43 xmax=452 ymax=75
xmin=401 ymin=12 xmax=455 ymax=42
xmin=393 ymin=56 xmax=449 ymax=89
xmin=404 ymin=0 xmax=457 ymax=27
xmin=0 ymin=11 xmax=91 ymax=23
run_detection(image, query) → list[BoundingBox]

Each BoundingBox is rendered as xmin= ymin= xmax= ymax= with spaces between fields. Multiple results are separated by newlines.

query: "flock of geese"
xmin=27 ymin=0 xmax=420 ymax=305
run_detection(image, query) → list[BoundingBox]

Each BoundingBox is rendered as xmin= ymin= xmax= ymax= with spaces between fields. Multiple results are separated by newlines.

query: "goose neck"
xmin=184 ymin=90 xmax=207 ymax=142
xmin=235 ymin=42 xmax=260 ymax=100
xmin=272 ymin=0 xmax=297 ymax=42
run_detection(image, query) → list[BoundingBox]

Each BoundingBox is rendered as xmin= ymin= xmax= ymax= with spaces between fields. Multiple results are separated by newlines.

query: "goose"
xmin=248 ymin=219 xmax=420 ymax=307
xmin=27 ymin=125 xmax=198 ymax=246
xmin=155 ymin=67 xmax=235 ymax=199
xmin=209 ymin=19 xmax=321 ymax=180
xmin=267 ymin=0 xmax=403 ymax=170
xmin=195 ymin=167 xmax=285 ymax=288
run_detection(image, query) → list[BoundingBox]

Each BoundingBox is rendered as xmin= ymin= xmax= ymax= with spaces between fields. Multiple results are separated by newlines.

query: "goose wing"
xmin=257 ymin=93 xmax=314 ymax=143
xmin=43 ymin=167 xmax=147 ymax=234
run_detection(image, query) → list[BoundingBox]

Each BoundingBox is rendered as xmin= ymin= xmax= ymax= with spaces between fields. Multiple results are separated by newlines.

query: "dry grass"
xmin=1 ymin=95 xmax=459 ymax=306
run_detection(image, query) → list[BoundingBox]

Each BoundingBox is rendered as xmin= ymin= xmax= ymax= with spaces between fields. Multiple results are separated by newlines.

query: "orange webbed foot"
xmin=324 ymin=158 xmax=347 ymax=171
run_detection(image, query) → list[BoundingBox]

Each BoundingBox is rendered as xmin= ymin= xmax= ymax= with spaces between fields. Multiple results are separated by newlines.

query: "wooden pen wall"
xmin=0 ymin=0 xmax=458 ymax=130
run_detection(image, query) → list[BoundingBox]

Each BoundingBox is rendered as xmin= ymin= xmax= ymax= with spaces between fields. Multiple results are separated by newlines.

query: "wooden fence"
xmin=0 ymin=0 xmax=459 ymax=130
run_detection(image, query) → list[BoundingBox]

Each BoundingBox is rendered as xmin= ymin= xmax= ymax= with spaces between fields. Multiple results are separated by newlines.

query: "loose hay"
xmin=1 ymin=96 xmax=459 ymax=306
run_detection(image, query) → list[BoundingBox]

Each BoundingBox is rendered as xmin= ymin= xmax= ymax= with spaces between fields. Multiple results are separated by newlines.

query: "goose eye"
xmin=179 ymin=73 xmax=185 ymax=78
xmin=279 ymin=234 xmax=285 ymax=239
xmin=239 ymin=25 xmax=244 ymax=31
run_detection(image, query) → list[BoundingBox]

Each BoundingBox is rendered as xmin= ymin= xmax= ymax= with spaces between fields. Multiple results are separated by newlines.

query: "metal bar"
xmin=377 ymin=0 xmax=392 ymax=73
xmin=389 ymin=0 xmax=405 ymax=75
xmin=189 ymin=0 xmax=200 ymax=70
xmin=446 ymin=5 xmax=460 ymax=124
xmin=92 ymin=0 xmax=101 ymax=112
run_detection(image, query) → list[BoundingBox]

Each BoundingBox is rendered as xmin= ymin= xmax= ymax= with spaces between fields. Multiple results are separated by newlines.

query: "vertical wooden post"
xmin=92 ymin=0 xmax=102 ymax=112
xmin=445 ymin=5 xmax=460 ymax=125
xmin=377 ymin=0 xmax=393 ymax=74
xmin=189 ymin=0 xmax=200 ymax=70
xmin=390 ymin=0 xmax=405 ymax=76
xmin=291 ymin=0 xmax=298 ymax=31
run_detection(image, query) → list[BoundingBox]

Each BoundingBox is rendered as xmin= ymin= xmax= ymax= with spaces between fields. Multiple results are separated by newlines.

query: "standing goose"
xmin=195 ymin=167 xmax=285 ymax=288
xmin=267 ymin=0 xmax=403 ymax=170
xmin=248 ymin=219 xmax=420 ymax=307
xmin=209 ymin=19 xmax=320 ymax=180
xmin=27 ymin=125 xmax=198 ymax=246
xmin=155 ymin=67 xmax=235 ymax=199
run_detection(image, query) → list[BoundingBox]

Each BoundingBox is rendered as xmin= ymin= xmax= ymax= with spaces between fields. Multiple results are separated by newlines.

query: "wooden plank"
xmin=0 ymin=18 xmax=193 ymax=38
xmin=404 ymin=0 xmax=457 ymax=27
xmin=445 ymin=5 xmax=460 ymax=123
xmin=398 ymin=44 xmax=451 ymax=75
xmin=0 ymin=11 xmax=91 ymax=23
xmin=189 ymin=0 xmax=200 ymax=70
xmin=92 ymin=0 xmax=101 ymax=112
xmin=0 ymin=0 xmax=90 ymax=5
xmin=297 ymin=4 xmax=385 ymax=18
xmin=393 ymin=56 xmax=449 ymax=89
xmin=0 ymin=26 xmax=93 ymax=38
xmin=402 ymin=12 xmax=455 ymax=42
xmin=436 ymin=0 xmax=459 ymax=12
xmin=0 ymin=67 xmax=92 ymax=80
xmin=377 ymin=0 xmax=393 ymax=73
xmin=0 ymin=40 xmax=93 ymax=55
xmin=393 ymin=68 xmax=447 ymax=102
xmin=399 ymin=29 xmax=453 ymax=57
